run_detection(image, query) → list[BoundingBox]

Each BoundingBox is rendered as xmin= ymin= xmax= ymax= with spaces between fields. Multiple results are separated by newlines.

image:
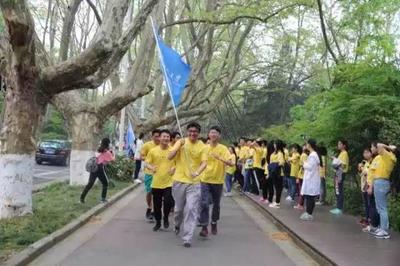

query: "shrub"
xmin=105 ymin=155 xmax=135 ymax=181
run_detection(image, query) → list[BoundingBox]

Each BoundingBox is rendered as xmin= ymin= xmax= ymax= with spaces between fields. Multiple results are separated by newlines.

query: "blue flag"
xmin=152 ymin=24 xmax=191 ymax=106
xmin=125 ymin=120 xmax=135 ymax=152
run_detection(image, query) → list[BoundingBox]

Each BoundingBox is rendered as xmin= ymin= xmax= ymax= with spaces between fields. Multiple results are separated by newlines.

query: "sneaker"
xmin=174 ymin=226 xmax=180 ymax=235
xmin=199 ymin=226 xmax=209 ymax=237
xmin=101 ymin=199 xmax=108 ymax=204
xmin=145 ymin=209 xmax=154 ymax=222
xmin=330 ymin=208 xmax=343 ymax=215
xmin=153 ymin=223 xmax=161 ymax=232
xmin=374 ymin=229 xmax=390 ymax=239
xmin=211 ymin=223 xmax=218 ymax=235
xmin=293 ymin=204 xmax=304 ymax=210
xmin=269 ymin=202 xmax=280 ymax=209
xmin=315 ymin=201 xmax=324 ymax=206
xmin=163 ymin=219 xmax=169 ymax=229
xmin=362 ymin=225 xmax=377 ymax=233
xmin=134 ymin=179 xmax=142 ymax=184
xmin=259 ymin=197 xmax=266 ymax=203
xmin=300 ymin=212 xmax=314 ymax=221
xmin=183 ymin=242 xmax=191 ymax=248
xmin=368 ymin=227 xmax=380 ymax=235
xmin=285 ymin=196 xmax=293 ymax=201
xmin=226 ymin=192 xmax=233 ymax=197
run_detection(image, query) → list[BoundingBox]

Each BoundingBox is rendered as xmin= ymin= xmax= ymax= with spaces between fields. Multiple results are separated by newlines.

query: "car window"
xmin=40 ymin=142 xmax=62 ymax=149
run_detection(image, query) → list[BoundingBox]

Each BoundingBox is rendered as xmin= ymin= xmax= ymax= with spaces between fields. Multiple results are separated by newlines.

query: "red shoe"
xmin=211 ymin=223 xmax=218 ymax=235
xmin=199 ymin=226 xmax=208 ymax=237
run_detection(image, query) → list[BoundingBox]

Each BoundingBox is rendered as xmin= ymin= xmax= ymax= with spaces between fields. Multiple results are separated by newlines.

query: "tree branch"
xmin=316 ymin=0 xmax=339 ymax=64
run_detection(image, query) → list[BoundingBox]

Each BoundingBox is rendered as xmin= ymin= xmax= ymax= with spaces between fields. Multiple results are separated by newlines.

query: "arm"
xmin=168 ymin=139 xmax=184 ymax=160
xmin=377 ymin=143 xmax=396 ymax=155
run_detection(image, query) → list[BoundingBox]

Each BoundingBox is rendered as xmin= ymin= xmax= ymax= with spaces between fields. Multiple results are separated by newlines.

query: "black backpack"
xmin=85 ymin=157 xmax=98 ymax=173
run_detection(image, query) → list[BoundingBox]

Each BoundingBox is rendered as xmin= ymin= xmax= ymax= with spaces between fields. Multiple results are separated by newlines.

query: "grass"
xmin=0 ymin=180 xmax=130 ymax=263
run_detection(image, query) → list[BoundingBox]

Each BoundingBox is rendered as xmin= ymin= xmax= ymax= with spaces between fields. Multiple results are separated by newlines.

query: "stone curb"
xmin=242 ymin=193 xmax=337 ymax=266
xmin=4 ymin=183 xmax=140 ymax=266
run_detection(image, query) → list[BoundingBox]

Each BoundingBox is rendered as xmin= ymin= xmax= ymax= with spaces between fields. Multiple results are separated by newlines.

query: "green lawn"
xmin=0 ymin=180 xmax=131 ymax=263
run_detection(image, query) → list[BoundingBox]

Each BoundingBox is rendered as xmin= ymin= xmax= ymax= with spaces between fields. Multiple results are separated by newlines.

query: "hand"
xmin=211 ymin=153 xmax=221 ymax=161
xmin=179 ymin=138 xmax=185 ymax=146
xmin=367 ymin=185 xmax=373 ymax=195
xmin=151 ymin=166 xmax=157 ymax=173
xmin=389 ymin=145 xmax=397 ymax=151
xmin=191 ymin=171 xmax=199 ymax=178
xmin=296 ymin=179 xmax=300 ymax=184
xmin=168 ymin=167 xmax=176 ymax=176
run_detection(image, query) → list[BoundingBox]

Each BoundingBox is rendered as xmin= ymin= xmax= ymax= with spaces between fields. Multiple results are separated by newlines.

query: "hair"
xmin=171 ymin=131 xmax=181 ymax=139
xmin=307 ymin=139 xmax=323 ymax=167
xmin=209 ymin=125 xmax=221 ymax=134
xmin=138 ymin=133 xmax=144 ymax=139
xmin=159 ymin=129 xmax=171 ymax=137
xmin=187 ymin=122 xmax=201 ymax=132
xmin=229 ymin=145 xmax=238 ymax=165
xmin=275 ymin=139 xmax=285 ymax=154
xmin=319 ymin=144 xmax=328 ymax=156
xmin=256 ymin=139 xmax=264 ymax=146
xmin=266 ymin=141 xmax=275 ymax=164
xmin=152 ymin=129 xmax=161 ymax=136
xmin=239 ymin=136 xmax=246 ymax=141
xmin=338 ymin=139 xmax=349 ymax=151
xmin=291 ymin=143 xmax=301 ymax=153
xmin=98 ymin=138 xmax=111 ymax=153
xmin=233 ymin=141 xmax=239 ymax=147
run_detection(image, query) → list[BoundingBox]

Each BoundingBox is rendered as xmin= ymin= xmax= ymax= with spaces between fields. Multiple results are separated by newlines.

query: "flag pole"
xmin=150 ymin=17 xmax=184 ymax=137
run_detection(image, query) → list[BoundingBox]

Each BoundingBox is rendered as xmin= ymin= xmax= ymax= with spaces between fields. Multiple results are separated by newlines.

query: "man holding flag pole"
xmin=151 ymin=18 xmax=205 ymax=248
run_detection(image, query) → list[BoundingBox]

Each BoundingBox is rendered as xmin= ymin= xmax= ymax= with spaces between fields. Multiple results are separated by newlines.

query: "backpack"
xmin=85 ymin=156 xmax=98 ymax=173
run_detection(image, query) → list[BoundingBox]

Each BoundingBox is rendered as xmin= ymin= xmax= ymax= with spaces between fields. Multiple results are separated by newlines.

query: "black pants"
xmin=254 ymin=168 xmax=267 ymax=199
xmin=368 ymin=193 xmax=380 ymax=227
xmin=249 ymin=169 xmax=259 ymax=195
xmin=152 ymin=187 xmax=174 ymax=223
xmin=305 ymin=195 xmax=316 ymax=215
xmin=235 ymin=164 xmax=244 ymax=188
xmin=268 ymin=171 xmax=283 ymax=203
xmin=134 ymin=160 xmax=142 ymax=179
xmin=81 ymin=164 xmax=108 ymax=201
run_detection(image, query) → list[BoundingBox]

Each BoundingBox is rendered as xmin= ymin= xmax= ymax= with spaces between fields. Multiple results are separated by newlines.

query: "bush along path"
xmin=0 ymin=180 xmax=131 ymax=263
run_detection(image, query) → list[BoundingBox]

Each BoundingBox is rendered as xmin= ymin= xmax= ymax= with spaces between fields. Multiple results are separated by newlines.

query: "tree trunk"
xmin=68 ymin=112 xmax=102 ymax=186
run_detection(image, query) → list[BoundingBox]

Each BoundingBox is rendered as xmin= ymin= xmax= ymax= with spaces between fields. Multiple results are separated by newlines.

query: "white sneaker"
xmin=269 ymin=202 xmax=280 ymax=209
xmin=300 ymin=212 xmax=314 ymax=221
xmin=285 ymin=196 xmax=293 ymax=201
xmin=315 ymin=201 xmax=323 ymax=206
xmin=374 ymin=229 xmax=390 ymax=239
xmin=134 ymin=179 xmax=142 ymax=184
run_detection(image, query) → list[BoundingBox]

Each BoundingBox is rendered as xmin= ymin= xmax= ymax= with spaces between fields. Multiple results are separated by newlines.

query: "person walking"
xmin=133 ymin=133 xmax=144 ymax=183
xmin=168 ymin=122 xmax=207 ymax=248
xmin=300 ymin=139 xmax=321 ymax=221
xmin=199 ymin=126 xmax=234 ymax=237
xmin=80 ymin=138 xmax=115 ymax=203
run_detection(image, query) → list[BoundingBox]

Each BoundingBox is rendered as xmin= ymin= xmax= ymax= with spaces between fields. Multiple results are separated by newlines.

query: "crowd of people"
xmin=80 ymin=123 xmax=398 ymax=248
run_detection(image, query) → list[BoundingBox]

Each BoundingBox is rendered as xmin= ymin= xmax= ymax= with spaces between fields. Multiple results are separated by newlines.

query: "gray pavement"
xmin=29 ymin=187 xmax=316 ymax=266
xmin=33 ymin=163 xmax=69 ymax=185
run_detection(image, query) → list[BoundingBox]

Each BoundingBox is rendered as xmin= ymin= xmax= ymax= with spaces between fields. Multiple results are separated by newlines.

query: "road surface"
xmin=29 ymin=187 xmax=317 ymax=266
xmin=33 ymin=163 xmax=69 ymax=185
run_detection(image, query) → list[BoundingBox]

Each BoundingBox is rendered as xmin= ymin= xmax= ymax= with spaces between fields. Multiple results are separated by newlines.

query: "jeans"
xmin=336 ymin=174 xmax=345 ymax=210
xmin=199 ymin=183 xmax=223 ymax=225
xmin=288 ymin=176 xmax=296 ymax=199
xmin=374 ymin=179 xmax=391 ymax=231
xmin=134 ymin=160 xmax=142 ymax=179
xmin=81 ymin=164 xmax=108 ymax=201
xmin=243 ymin=169 xmax=252 ymax=192
xmin=225 ymin=173 xmax=234 ymax=193
xmin=320 ymin=178 xmax=326 ymax=203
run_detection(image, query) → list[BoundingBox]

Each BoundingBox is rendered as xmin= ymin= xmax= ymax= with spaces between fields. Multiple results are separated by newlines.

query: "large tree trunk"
xmin=68 ymin=112 xmax=102 ymax=186
xmin=0 ymin=1 xmax=44 ymax=219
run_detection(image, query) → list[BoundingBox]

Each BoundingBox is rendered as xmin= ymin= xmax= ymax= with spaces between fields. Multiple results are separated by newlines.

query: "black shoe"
xmin=183 ymin=242 xmax=191 ymax=248
xmin=211 ymin=222 xmax=217 ymax=235
xmin=163 ymin=219 xmax=169 ymax=229
xmin=199 ymin=226 xmax=208 ymax=237
xmin=174 ymin=226 xmax=180 ymax=235
xmin=145 ymin=209 xmax=154 ymax=222
xmin=153 ymin=223 xmax=161 ymax=232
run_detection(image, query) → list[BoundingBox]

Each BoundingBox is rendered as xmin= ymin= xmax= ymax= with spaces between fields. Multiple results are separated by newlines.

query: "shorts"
xmin=144 ymin=174 xmax=153 ymax=193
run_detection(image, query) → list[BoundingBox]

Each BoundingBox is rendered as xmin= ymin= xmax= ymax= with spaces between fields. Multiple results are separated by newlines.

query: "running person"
xmin=145 ymin=130 xmax=175 ymax=231
xmin=168 ymin=122 xmax=207 ymax=248
xmin=141 ymin=129 xmax=161 ymax=221
xmin=199 ymin=126 xmax=234 ymax=237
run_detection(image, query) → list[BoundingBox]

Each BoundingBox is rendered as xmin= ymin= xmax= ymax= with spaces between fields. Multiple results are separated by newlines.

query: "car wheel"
xmin=36 ymin=159 xmax=42 ymax=165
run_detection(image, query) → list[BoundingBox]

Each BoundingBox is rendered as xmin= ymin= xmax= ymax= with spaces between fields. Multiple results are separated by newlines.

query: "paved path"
xmin=29 ymin=187 xmax=316 ymax=266
xmin=246 ymin=192 xmax=400 ymax=266
xmin=33 ymin=164 xmax=69 ymax=185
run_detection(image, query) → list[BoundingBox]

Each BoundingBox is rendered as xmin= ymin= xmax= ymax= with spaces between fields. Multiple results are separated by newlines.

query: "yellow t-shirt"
xmin=146 ymin=146 xmax=175 ymax=189
xmin=141 ymin=141 xmax=158 ymax=175
xmin=289 ymin=152 xmax=300 ymax=177
xmin=226 ymin=153 xmax=236 ymax=175
xmin=238 ymin=146 xmax=249 ymax=161
xmin=172 ymin=138 xmax=207 ymax=184
xmin=270 ymin=151 xmax=285 ymax=165
xmin=284 ymin=148 xmax=289 ymax=161
xmin=319 ymin=156 xmax=327 ymax=177
xmin=370 ymin=150 xmax=397 ymax=180
xmin=297 ymin=153 xmax=308 ymax=179
xmin=201 ymin=144 xmax=231 ymax=184
xmin=252 ymin=147 xmax=264 ymax=169
xmin=338 ymin=150 xmax=349 ymax=173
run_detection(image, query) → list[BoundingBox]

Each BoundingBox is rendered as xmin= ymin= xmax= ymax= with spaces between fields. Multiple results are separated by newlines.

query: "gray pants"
xmin=172 ymin=181 xmax=201 ymax=244
xmin=199 ymin=183 xmax=223 ymax=226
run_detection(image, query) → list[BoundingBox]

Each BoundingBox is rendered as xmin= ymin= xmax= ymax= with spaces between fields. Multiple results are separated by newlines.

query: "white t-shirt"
xmin=134 ymin=139 xmax=144 ymax=160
